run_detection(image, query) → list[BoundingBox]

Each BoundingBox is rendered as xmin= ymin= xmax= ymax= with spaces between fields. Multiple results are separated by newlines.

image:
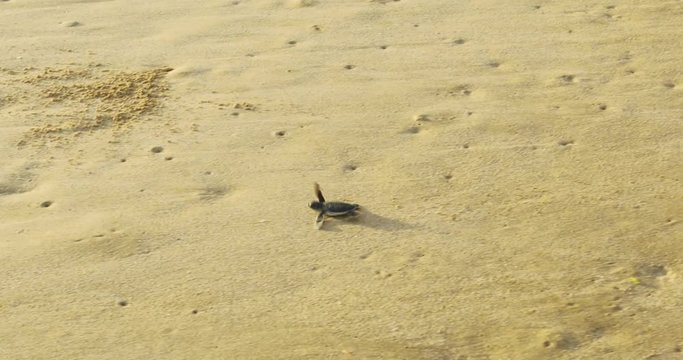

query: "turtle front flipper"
xmin=315 ymin=212 xmax=325 ymax=229
xmin=314 ymin=182 xmax=326 ymax=203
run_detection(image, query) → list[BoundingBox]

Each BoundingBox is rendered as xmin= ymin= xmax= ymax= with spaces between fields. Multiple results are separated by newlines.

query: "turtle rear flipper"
xmin=315 ymin=212 xmax=325 ymax=230
xmin=314 ymin=182 xmax=326 ymax=203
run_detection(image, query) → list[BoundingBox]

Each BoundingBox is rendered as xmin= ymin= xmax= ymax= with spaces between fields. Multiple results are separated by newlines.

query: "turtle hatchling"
xmin=309 ymin=183 xmax=360 ymax=229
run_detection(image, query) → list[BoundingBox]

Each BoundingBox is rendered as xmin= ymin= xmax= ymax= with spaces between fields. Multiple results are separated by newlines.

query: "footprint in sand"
xmin=198 ymin=185 xmax=230 ymax=201
xmin=73 ymin=231 xmax=148 ymax=260
xmin=632 ymin=263 xmax=668 ymax=286
xmin=342 ymin=164 xmax=357 ymax=173
xmin=403 ymin=112 xmax=462 ymax=135
xmin=59 ymin=21 xmax=81 ymax=27
xmin=286 ymin=0 xmax=316 ymax=8
xmin=0 ymin=165 xmax=37 ymax=196
xmin=437 ymin=84 xmax=473 ymax=97
xmin=413 ymin=114 xmax=432 ymax=122
xmin=663 ymin=81 xmax=676 ymax=89
xmin=363 ymin=250 xmax=426 ymax=280
xmin=559 ymin=74 xmax=577 ymax=83
xmin=402 ymin=125 xmax=421 ymax=135
xmin=401 ymin=114 xmax=431 ymax=135
xmin=374 ymin=269 xmax=392 ymax=279
xmin=540 ymin=330 xmax=580 ymax=350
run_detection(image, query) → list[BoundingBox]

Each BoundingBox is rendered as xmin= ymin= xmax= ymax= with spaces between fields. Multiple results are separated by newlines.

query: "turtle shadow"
xmin=359 ymin=208 xmax=415 ymax=231
xmin=321 ymin=208 xmax=414 ymax=232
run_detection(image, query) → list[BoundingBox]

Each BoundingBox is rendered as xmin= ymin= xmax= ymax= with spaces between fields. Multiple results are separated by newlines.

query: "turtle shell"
xmin=324 ymin=202 xmax=359 ymax=216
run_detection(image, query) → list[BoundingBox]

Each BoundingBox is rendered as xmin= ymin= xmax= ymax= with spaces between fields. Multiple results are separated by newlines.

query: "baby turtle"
xmin=309 ymin=183 xmax=360 ymax=229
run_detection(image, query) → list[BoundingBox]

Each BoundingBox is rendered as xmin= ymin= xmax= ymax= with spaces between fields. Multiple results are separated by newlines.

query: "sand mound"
xmin=3 ymin=65 xmax=172 ymax=146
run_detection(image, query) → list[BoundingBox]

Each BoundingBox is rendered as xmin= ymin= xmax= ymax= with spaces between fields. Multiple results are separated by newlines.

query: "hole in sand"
xmin=151 ymin=146 xmax=164 ymax=153
xmin=344 ymin=64 xmax=356 ymax=70
xmin=40 ymin=200 xmax=53 ymax=208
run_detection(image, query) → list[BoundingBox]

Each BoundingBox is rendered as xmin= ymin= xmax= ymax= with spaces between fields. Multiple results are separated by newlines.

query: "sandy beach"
xmin=1 ymin=0 xmax=682 ymax=358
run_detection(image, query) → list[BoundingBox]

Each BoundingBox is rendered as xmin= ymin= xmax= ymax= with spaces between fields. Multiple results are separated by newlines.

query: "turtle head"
xmin=309 ymin=201 xmax=324 ymax=211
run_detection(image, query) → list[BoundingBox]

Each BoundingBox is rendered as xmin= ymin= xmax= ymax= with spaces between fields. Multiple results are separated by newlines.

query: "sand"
xmin=1 ymin=0 xmax=682 ymax=359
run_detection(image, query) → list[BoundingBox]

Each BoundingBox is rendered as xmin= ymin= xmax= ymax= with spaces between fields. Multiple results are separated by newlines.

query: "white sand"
xmin=1 ymin=0 xmax=682 ymax=358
